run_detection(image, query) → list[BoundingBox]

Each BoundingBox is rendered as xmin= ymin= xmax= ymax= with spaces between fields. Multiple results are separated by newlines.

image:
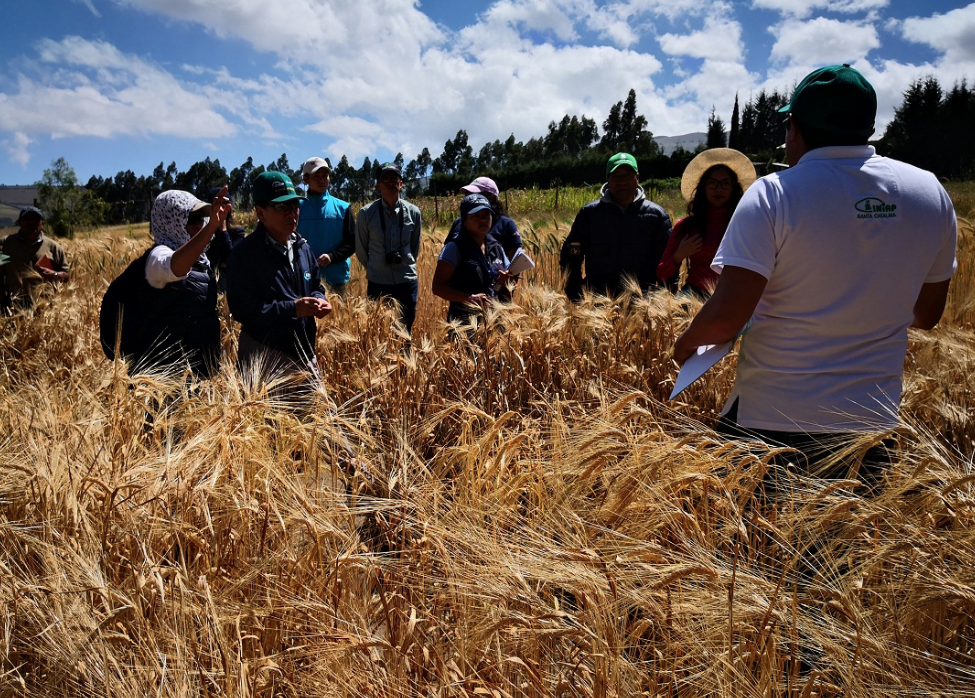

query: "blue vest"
xmin=298 ymin=192 xmax=352 ymax=285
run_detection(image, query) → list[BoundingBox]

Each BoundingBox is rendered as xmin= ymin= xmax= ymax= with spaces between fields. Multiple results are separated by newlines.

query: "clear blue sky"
xmin=1 ymin=0 xmax=972 ymax=185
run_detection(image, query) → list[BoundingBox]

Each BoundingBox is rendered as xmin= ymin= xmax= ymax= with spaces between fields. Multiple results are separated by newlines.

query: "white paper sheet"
xmin=669 ymin=340 xmax=734 ymax=400
xmin=506 ymin=249 xmax=536 ymax=275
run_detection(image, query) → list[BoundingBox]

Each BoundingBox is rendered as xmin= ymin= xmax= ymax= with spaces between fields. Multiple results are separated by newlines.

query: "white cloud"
xmin=751 ymin=0 xmax=888 ymax=20
xmin=71 ymin=0 xmax=102 ymax=17
xmin=0 ymin=37 xmax=235 ymax=148
xmin=116 ymin=0 xmax=445 ymax=69
xmin=659 ymin=14 xmax=744 ymax=61
xmin=769 ymin=17 xmax=880 ymax=66
xmin=480 ymin=0 xmax=583 ymax=43
xmin=1 ymin=132 xmax=32 ymax=168
xmin=900 ymin=4 xmax=975 ymax=64
xmin=654 ymin=10 xmax=755 ymax=126
xmin=2 ymin=0 xmax=970 ymax=181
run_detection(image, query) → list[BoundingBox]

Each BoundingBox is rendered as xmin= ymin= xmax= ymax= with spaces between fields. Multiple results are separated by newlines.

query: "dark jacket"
xmin=559 ymin=185 xmax=673 ymax=300
xmin=206 ymin=224 xmax=246 ymax=271
xmin=443 ymin=233 xmax=507 ymax=322
xmin=226 ymin=224 xmax=327 ymax=359
xmin=139 ymin=261 xmax=220 ymax=377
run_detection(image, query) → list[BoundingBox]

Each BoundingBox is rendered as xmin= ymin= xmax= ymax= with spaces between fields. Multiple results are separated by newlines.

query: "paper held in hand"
xmin=669 ymin=341 xmax=734 ymax=400
xmin=670 ymin=319 xmax=752 ymax=400
xmin=506 ymin=249 xmax=536 ymax=275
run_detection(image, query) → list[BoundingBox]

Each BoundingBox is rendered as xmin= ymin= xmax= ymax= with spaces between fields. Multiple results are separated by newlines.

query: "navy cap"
xmin=460 ymin=193 xmax=493 ymax=218
xmin=17 ymin=206 xmax=44 ymax=222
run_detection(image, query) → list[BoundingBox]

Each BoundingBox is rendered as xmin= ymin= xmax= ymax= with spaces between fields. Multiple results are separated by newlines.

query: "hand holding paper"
xmin=506 ymin=249 xmax=535 ymax=275
xmin=669 ymin=341 xmax=734 ymax=399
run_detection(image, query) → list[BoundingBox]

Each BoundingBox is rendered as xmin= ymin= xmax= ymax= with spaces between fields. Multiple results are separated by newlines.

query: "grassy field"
xmin=0 ymin=182 xmax=973 ymax=697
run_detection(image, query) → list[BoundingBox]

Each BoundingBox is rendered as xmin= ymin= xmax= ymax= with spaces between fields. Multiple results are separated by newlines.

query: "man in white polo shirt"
xmin=673 ymin=64 xmax=957 ymax=491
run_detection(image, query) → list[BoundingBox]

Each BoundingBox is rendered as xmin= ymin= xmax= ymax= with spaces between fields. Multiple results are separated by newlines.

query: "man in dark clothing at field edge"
xmin=559 ymin=152 xmax=673 ymax=301
xmin=227 ymin=171 xmax=331 ymax=380
xmin=1 ymin=206 xmax=70 ymax=312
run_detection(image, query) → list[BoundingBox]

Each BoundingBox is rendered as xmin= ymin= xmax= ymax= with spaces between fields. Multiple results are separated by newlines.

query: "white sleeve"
xmin=144 ymin=246 xmax=186 ymax=289
xmin=924 ymin=185 xmax=958 ymax=283
xmin=712 ymin=179 xmax=778 ymax=280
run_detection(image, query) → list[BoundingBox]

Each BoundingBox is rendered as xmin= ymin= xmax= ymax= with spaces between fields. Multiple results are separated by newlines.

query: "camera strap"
xmin=378 ymin=199 xmax=407 ymax=255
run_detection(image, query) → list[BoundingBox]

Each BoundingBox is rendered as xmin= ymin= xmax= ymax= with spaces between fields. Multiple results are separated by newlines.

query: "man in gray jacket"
xmin=559 ymin=152 xmax=673 ymax=301
xmin=355 ymin=163 xmax=422 ymax=334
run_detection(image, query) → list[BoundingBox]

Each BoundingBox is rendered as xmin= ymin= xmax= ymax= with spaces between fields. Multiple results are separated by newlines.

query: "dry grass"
xmin=0 ymin=184 xmax=973 ymax=697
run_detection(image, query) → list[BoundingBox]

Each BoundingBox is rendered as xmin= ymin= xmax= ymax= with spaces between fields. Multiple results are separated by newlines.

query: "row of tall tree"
xmin=35 ymin=76 xmax=973 ymax=234
xmin=882 ymin=77 xmax=975 ymax=179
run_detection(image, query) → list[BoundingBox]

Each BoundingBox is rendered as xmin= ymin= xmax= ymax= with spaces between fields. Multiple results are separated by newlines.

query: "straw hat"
xmin=680 ymin=148 xmax=757 ymax=202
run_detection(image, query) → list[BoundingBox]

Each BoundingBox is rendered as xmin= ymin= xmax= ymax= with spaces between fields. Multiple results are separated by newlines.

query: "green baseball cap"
xmin=253 ymin=170 xmax=304 ymax=206
xmin=779 ymin=64 xmax=876 ymax=138
xmin=607 ymin=152 xmax=638 ymax=177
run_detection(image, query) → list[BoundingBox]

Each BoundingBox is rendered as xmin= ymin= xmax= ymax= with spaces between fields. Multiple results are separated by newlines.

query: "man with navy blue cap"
xmin=674 ymin=64 xmax=958 ymax=492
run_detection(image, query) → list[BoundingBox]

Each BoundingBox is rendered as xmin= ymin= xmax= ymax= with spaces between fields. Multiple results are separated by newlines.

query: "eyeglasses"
xmin=187 ymin=216 xmax=206 ymax=226
xmin=705 ymin=178 xmax=733 ymax=190
xmin=267 ymin=201 xmax=300 ymax=213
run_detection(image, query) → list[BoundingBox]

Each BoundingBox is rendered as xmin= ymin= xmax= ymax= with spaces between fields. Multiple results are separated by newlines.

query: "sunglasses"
xmin=187 ymin=215 xmax=206 ymax=225
xmin=267 ymin=201 xmax=300 ymax=213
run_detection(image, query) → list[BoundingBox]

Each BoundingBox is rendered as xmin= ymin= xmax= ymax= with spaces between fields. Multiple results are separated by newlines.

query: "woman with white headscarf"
xmin=138 ymin=187 xmax=231 ymax=377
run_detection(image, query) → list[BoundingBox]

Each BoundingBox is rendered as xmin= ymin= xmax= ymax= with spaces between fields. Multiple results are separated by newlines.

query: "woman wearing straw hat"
xmin=657 ymin=148 xmax=756 ymax=297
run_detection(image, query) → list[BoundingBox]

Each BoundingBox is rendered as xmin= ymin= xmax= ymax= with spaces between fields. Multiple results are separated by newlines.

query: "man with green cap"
xmin=227 ymin=170 xmax=331 ymax=378
xmin=674 ymin=64 xmax=957 ymax=492
xmin=559 ymin=152 xmax=673 ymax=301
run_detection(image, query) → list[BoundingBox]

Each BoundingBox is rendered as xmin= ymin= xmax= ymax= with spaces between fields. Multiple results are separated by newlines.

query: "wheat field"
xmin=0 ymin=184 xmax=973 ymax=697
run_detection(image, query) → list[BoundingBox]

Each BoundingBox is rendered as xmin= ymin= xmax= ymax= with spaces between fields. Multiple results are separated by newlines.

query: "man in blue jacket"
xmin=298 ymin=157 xmax=355 ymax=296
xmin=227 ymin=171 xmax=331 ymax=379
xmin=559 ymin=152 xmax=673 ymax=300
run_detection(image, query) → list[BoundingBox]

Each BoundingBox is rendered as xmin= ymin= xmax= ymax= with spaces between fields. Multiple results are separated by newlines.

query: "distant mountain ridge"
xmin=0 ymin=185 xmax=38 ymax=228
xmin=653 ymin=132 xmax=707 ymax=156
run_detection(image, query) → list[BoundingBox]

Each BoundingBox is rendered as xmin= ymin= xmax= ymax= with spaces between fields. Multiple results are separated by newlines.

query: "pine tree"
xmin=706 ymin=107 xmax=727 ymax=148
xmin=729 ymin=93 xmax=740 ymax=149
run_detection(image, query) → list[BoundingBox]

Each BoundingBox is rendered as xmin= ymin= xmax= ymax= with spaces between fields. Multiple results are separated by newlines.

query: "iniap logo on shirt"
xmin=855 ymin=197 xmax=898 ymax=219
xmin=304 ymin=271 xmax=312 ymax=281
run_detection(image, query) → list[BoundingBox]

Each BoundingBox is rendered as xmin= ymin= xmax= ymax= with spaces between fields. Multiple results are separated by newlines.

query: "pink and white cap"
xmin=460 ymin=176 xmax=499 ymax=197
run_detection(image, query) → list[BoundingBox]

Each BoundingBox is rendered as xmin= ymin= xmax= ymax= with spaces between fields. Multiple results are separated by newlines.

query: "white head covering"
xmin=150 ymin=190 xmax=211 ymax=266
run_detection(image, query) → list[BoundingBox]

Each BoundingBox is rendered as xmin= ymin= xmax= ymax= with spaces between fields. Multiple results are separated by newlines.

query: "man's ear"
xmin=255 ymin=206 xmax=266 ymax=223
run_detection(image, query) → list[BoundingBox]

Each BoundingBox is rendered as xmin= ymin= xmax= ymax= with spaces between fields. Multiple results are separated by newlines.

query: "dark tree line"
xmin=68 ymin=77 xmax=972 ymax=228
xmin=879 ymin=76 xmax=975 ymax=179
xmin=424 ymin=89 xmax=677 ymax=194
xmin=728 ymin=89 xmax=789 ymax=163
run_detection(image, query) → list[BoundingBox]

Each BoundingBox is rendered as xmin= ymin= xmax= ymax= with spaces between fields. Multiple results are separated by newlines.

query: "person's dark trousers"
xmin=716 ymin=398 xmax=893 ymax=499
xmin=367 ymin=279 xmax=418 ymax=335
xmin=716 ymin=398 xmax=895 ymax=598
